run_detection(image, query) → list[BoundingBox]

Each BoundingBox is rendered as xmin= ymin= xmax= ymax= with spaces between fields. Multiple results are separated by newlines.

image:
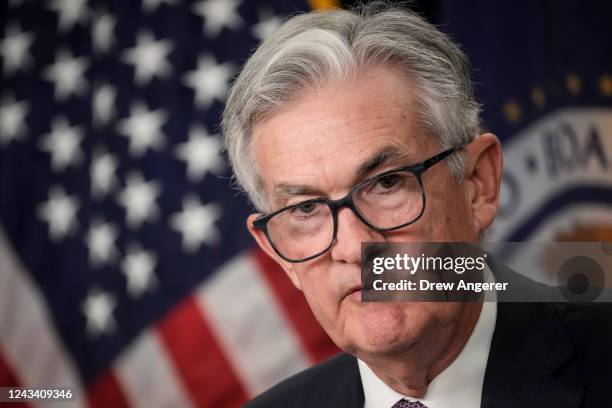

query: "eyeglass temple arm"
xmin=420 ymin=145 xmax=464 ymax=171
xmin=253 ymin=215 xmax=268 ymax=230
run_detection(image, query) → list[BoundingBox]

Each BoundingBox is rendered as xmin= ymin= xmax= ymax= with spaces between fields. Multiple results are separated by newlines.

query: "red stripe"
xmin=0 ymin=349 xmax=29 ymax=407
xmin=251 ymin=249 xmax=339 ymax=363
xmin=87 ymin=371 xmax=131 ymax=408
xmin=158 ymin=297 xmax=248 ymax=408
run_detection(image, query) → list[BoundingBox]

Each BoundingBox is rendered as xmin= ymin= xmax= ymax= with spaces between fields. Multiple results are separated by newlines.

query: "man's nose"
xmin=330 ymin=207 xmax=383 ymax=264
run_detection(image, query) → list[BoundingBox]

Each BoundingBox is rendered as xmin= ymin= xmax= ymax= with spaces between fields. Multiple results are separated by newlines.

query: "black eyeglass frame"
xmin=253 ymin=145 xmax=464 ymax=263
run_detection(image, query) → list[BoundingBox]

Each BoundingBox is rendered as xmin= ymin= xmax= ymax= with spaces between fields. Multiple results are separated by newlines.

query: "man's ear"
xmin=463 ymin=133 xmax=503 ymax=234
xmin=246 ymin=214 xmax=303 ymax=291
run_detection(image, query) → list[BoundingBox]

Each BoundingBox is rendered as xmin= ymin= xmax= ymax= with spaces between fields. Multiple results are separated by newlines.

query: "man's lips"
xmin=345 ymin=285 xmax=363 ymax=300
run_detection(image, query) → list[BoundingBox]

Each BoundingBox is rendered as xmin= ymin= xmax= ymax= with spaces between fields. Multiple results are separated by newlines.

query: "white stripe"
xmin=114 ymin=331 xmax=195 ymax=408
xmin=0 ymin=226 xmax=87 ymax=408
xmin=195 ymin=253 xmax=310 ymax=396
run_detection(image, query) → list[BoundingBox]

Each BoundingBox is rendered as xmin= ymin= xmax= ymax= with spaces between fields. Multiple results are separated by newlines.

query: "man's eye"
xmin=376 ymin=174 xmax=401 ymax=190
xmin=292 ymin=203 xmax=317 ymax=215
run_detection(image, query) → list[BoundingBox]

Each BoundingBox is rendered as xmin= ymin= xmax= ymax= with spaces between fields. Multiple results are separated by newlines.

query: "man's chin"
xmin=341 ymin=302 xmax=423 ymax=356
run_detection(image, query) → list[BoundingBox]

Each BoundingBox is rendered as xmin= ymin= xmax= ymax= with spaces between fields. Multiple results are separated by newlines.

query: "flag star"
xmin=0 ymin=23 xmax=34 ymax=76
xmin=92 ymin=12 xmax=116 ymax=54
xmin=142 ymin=0 xmax=178 ymax=13
xmin=82 ymin=288 xmax=117 ymax=337
xmin=91 ymin=149 xmax=119 ymax=199
xmin=183 ymin=55 xmax=233 ymax=109
xmin=86 ymin=219 xmax=119 ymax=267
xmin=117 ymin=172 xmax=161 ymax=229
xmin=175 ymin=126 xmax=225 ymax=182
xmin=117 ymin=102 xmax=167 ymax=157
xmin=47 ymin=0 xmax=89 ymax=33
xmin=192 ymin=0 xmax=243 ymax=37
xmin=0 ymin=95 xmax=29 ymax=145
xmin=121 ymin=244 xmax=158 ymax=298
xmin=42 ymin=49 xmax=89 ymax=101
xmin=251 ymin=11 xmax=282 ymax=41
xmin=38 ymin=185 xmax=79 ymax=242
xmin=122 ymin=31 xmax=173 ymax=85
xmin=170 ymin=195 xmax=222 ymax=253
xmin=39 ymin=116 xmax=84 ymax=172
xmin=93 ymin=83 xmax=116 ymax=127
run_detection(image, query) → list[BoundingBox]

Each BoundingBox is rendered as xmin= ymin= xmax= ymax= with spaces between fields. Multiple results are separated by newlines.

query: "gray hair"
xmin=222 ymin=2 xmax=481 ymax=211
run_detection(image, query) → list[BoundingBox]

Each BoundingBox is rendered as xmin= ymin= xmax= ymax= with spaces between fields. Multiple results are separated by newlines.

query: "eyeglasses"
xmin=253 ymin=146 xmax=464 ymax=263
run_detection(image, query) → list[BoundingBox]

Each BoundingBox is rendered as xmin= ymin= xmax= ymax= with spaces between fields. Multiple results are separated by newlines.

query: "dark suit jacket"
xmin=244 ymin=302 xmax=612 ymax=407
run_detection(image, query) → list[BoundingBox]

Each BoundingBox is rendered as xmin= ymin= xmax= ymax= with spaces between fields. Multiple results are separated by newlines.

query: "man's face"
xmin=248 ymin=65 xmax=501 ymax=360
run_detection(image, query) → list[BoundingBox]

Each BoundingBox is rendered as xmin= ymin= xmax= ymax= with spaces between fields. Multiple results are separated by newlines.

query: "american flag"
xmin=0 ymin=1 xmax=339 ymax=407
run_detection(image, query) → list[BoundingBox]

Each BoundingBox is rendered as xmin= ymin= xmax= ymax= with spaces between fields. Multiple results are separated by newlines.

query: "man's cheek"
xmin=304 ymin=288 xmax=336 ymax=323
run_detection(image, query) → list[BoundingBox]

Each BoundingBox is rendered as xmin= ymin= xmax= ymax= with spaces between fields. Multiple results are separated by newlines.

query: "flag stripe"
xmin=0 ymin=348 xmax=20 ymax=387
xmin=114 ymin=331 xmax=195 ymax=408
xmin=87 ymin=372 xmax=131 ymax=408
xmin=0 ymin=227 xmax=85 ymax=406
xmin=195 ymin=251 xmax=310 ymax=396
xmin=251 ymin=249 xmax=339 ymax=363
xmin=0 ymin=348 xmax=30 ymax=408
xmin=158 ymin=297 xmax=248 ymax=408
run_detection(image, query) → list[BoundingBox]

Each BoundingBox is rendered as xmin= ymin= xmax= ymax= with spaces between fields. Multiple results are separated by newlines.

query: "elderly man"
xmin=222 ymin=4 xmax=611 ymax=408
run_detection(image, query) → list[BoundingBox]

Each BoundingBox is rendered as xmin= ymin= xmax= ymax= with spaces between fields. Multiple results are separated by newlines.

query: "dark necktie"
xmin=391 ymin=399 xmax=428 ymax=408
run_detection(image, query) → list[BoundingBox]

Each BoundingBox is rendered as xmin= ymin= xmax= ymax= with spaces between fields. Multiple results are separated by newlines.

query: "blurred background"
xmin=0 ymin=0 xmax=610 ymax=407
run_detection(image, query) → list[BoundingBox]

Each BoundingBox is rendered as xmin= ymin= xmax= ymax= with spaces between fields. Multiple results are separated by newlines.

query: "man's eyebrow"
xmin=273 ymin=184 xmax=323 ymax=206
xmin=274 ymin=184 xmax=320 ymax=196
xmin=355 ymin=146 xmax=413 ymax=178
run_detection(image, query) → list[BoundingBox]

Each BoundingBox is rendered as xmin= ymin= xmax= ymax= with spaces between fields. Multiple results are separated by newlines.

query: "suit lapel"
xmin=481 ymin=302 xmax=583 ymax=408
xmin=307 ymin=353 xmax=364 ymax=408
xmin=337 ymin=355 xmax=364 ymax=408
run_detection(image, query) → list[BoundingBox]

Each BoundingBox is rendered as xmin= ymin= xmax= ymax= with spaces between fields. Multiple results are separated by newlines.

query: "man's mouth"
xmin=346 ymin=285 xmax=363 ymax=300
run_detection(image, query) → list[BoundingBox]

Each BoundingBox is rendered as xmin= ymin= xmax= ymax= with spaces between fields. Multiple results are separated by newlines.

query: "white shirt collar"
xmin=358 ymin=268 xmax=497 ymax=408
